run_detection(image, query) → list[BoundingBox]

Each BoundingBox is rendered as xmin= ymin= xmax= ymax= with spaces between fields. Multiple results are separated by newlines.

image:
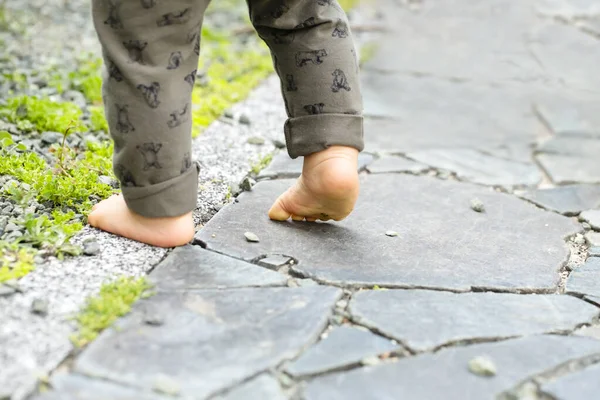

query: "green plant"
xmin=250 ymin=152 xmax=273 ymax=175
xmin=71 ymin=277 xmax=154 ymax=347
xmin=0 ymin=96 xmax=86 ymax=133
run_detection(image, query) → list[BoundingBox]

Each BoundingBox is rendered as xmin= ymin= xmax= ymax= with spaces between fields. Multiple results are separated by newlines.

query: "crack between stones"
xmin=497 ymin=352 xmax=600 ymax=400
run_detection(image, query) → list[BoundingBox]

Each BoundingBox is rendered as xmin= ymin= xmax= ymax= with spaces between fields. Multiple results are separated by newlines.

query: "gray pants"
xmin=91 ymin=0 xmax=364 ymax=217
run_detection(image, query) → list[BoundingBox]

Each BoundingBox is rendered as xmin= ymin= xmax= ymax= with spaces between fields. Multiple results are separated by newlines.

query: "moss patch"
xmin=250 ymin=152 xmax=274 ymax=175
xmin=71 ymin=276 xmax=154 ymax=347
xmin=0 ymin=96 xmax=86 ymax=133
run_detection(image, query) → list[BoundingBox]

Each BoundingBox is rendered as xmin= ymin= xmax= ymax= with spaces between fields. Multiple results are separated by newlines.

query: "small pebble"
xmin=2 ymin=204 xmax=14 ymax=214
xmin=582 ymin=222 xmax=592 ymax=230
xmin=247 ymin=136 xmax=265 ymax=145
xmin=272 ymin=139 xmax=286 ymax=149
xmin=470 ymin=198 xmax=485 ymax=213
xmin=239 ymin=113 xmax=251 ymax=125
xmin=144 ymin=313 xmax=164 ymax=326
xmin=0 ymin=285 xmax=16 ymax=297
xmin=244 ymin=232 xmax=260 ymax=242
xmin=223 ymin=109 xmax=234 ymax=119
xmin=152 ymin=375 xmax=181 ymax=396
xmin=98 ymin=175 xmax=118 ymax=188
xmin=40 ymin=131 xmax=63 ymax=145
xmin=31 ymin=299 xmax=49 ymax=316
xmin=385 ymin=230 xmax=398 ymax=237
xmin=83 ymin=241 xmax=100 ymax=256
xmin=573 ymin=234 xmax=586 ymax=245
xmin=468 ymin=356 xmax=496 ymax=377
xmin=240 ymin=177 xmax=256 ymax=191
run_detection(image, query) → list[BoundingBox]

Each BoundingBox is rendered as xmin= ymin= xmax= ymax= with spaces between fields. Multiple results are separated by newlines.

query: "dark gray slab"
xmin=407 ymin=148 xmax=541 ymax=186
xmin=286 ymin=326 xmax=397 ymax=377
xmin=349 ymin=290 xmax=598 ymax=351
xmin=33 ymin=374 xmax=168 ymax=400
xmin=361 ymin=74 xmax=536 ymax=156
xmin=303 ymin=335 xmax=600 ymax=400
xmin=541 ymin=363 xmax=600 ymax=400
xmin=148 ymin=245 xmax=287 ymax=290
xmin=566 ymin=258 xmax=600 ymax=301
xmin=259 ymin=152 xmax=374 ymax=179
xmin=214 ymin=374 xmax=286 ymax=400
xmin=365 ymin=156 xmax=429 ymax=174
xmin=580 ymin=210 xmax=600 ymax=230
xmin=74 ymin=287 xmax=341 ymax=399
xmin=197 ymin=175 xmax=578 ymax=291
xmin=517 ymin=184 xmax=600 ymax=215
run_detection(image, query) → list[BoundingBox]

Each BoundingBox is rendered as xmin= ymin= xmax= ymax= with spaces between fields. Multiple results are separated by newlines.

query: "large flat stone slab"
xmin=580 ymin=210 xmax=600 ymax=230
xmin=73 ymin=287 xmax=340 ymax=399
xmin=533 ymin=97 xmax=600 ymax=137
xmin=407 ymin=148 xmax=542 ymax=186
xmin=361 ymin=74 xmax=537 ymax=157
xmin=259 ymin=152 xmax=374 ymax=179
xmin=536 ymin=134 xmax=600 ymax=184
xmin=34 ymin=374 xmax=169 ymax=400
xmin=541 ymin=363 xmax=600 ymax=400
xmin=365 ymin=156 xmax=429 ymax=174
xmin=566 ymin=257 xmax=600 ymax=304
xmin=349 ymin=290 xmax=598 ymax=351
xmin=286 ymin=326 xmax=397 ymax=377
xmin=197 ymin=175 xmax=578 ymax=291
xmin=214 ymin=374 xmax=286 ymax=400
xmin=304 ymin=335 xmax=600 ymax=400
xmin=148 ymin=245 xmax=287 ymax=291
xmin=516 ymin=184 xmax=600 ymax=215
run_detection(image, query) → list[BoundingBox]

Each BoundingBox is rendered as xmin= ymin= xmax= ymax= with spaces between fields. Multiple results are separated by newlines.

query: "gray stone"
xmin=148 ymin=245 xmax=287 ymax=290
xmin=541 ymin=363 xmax=600 ymax=400
xmin=304 ymin=335 xmax=600 ymax=400
xmin=239 ymin=113 xmax=251 ymax=125
xmin=384 ymin=231 xmax=398 ymax=237
xmin=63 ymin=90 xmax=87 ymax=109
xmin=574 ymin=324 xmax=600 ymax=340
xmin=214 ymin=374 xmax=286 ymax=400
xmin=97 ymin=175 xmax=117 ymax=188
xmin=240 ymin=177 xmax=256 ymax=191
xmin=286 ymin=326 xmax=397 ymax=377
xmin=589 ymin=247 xmax=600 ymax=257
xmin=196 ymin=175 xmax=578 ymax=291
xmin=470 ymin=198 xmax=485 ymax=213
xmin=349 ymin=290 xmax=597 ymax=351
xmin=74 ymin=287 xmax=341 ymax=399
xmin=82 ymin=241 xmax=100 ymax=256
xmin=40 ymin=131 xmax=63 ymax=145
xmin=536 ymin=134 xmax=600 ymax=157
xmin=247 ymin=136 xmax=265 ymax=145
xmin=407 ymin=149 xmax=541 ymax=186
xmin=533 ymin=98 xmax=600 ymax=137
xmin=0 ymin=285 xmax=16 ymax=297
xmin=31 ymin=299 xmax=49 ymax=316
xmin=468 ymin=356 xmax=496 ymax=377
xmin=244 ymin=231 xmax=260 ymax=242
xmin=366 ymin=157 xmax=428 ymax=174
xmin=517 ymin=184 xmax=600 ymax=215
xmin=257 ymin=255 xmax=292 ymax=270
xmin=4 ymin=223 xmax=19 ymax=233
xmin=566 ymin=258 xmax=600 ymax=302
xmin=33 ymin=373 xmax=169 ymax=400
xmin=580 ymin=209 xmax=600 ymax=231
xmin=536 ymin=153 xmax=600 ymax=184
xmin=586 ymin=232 xmax=600 ymax=246
xmin=259 ymin=152 xmax=374 ymax=179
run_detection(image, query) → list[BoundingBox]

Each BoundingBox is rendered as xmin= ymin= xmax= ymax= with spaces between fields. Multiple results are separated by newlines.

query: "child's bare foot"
xmin=87 ymin=194 xmax=194 ymax=248
xmin=269 ymin=146 xmax=360 ymax=222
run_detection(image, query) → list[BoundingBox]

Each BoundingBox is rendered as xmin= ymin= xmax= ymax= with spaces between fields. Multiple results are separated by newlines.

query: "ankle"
xmin=303 ymin=146 xmax=359 ymax=169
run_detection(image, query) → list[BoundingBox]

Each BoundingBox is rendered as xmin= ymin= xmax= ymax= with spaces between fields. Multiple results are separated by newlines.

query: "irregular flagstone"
xmin=349 ymin=290 xmax=598 ymax=351
xmin=214 ymin=374 xmax=286 ymax=400
xmin=566 ymin=258 xmax=600 ymax=303
xmin=365 ymin=156 xmax=429 ymax=174
xmin=361 ymin=74 xmax=537 ymax=156
xmin=195 ymin=174 xmax=578 ymax=292
xmin=516 ymin=184 xmax=600 ymax=215
xmin=303 ymin=335 xmax=600 ymax=400
xmin=586 ymin=232 xmax=600 ymax=247
xmin=148 ymin=245 xmax=287 ymax=291
xmin=536 ymin=0 xmax=600 ymax=19
xmin=285 ymin=326 xmax=397 ymax=377
xmin=406 ymin=148 xmax=542 ymax=186
xmin=533 ymin=97 xmax=600 ymax=136
xmin=580 ymin=210 xmax=600 ymax=230
xmin=589 ymin=247 xmax=600 ymax=257
xmin=259 ymin=152 xmax=374 ymax=179
xmin=536 ymin=135 xmax=600 ymax=157
xmin=33 ymin=373 xmax=169 ymax=400
xmin=575 ymin=325 xmax=600 ymax=340
xmin=73 ymin=287 xmax=341 ymax=399
xmin=540 ymin=363 xmax=600 ymax=400
xmin=536 ymin=153 xmax=600 ymax=185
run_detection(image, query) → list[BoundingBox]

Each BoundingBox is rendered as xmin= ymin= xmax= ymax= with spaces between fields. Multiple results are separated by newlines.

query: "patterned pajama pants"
xmin=91 ymin=0 xmax=364 ymax=217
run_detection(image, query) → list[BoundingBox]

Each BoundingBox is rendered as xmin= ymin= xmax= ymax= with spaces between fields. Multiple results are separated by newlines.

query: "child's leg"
xmin=88 ymin=0 xmax=210 ymax=247
xmin=247 ymin=0 xmax=364 ymax=222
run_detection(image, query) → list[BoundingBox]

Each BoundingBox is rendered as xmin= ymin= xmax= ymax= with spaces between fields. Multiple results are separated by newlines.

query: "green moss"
xmin=359 ymin=42 xmax=379 ymax=66
xmin=0 ymin=244 xmax=35 ymax=283
xmin=89 ymin=106 xmax=109 ymax=132
xmin=338 ymin=0 xmax=360 ymax=11
xmin=250 ymin=152 xmax=273 ymax=175
xmin=0 ymin=96 xmax=86 ymax=133
xmin=71 ymin=276 xmax=154 ymax=347
xmin=48 ymin=54 xmax=104 ymax=105
xmin=191 ymin=28 xmax=273 ymax=136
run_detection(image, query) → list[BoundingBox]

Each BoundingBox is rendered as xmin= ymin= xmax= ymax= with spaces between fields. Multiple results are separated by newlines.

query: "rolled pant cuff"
xmin=121 ymin=162 xmax=200 ymax=218
xmin=284 ymin=114 xmax=364 ymax=159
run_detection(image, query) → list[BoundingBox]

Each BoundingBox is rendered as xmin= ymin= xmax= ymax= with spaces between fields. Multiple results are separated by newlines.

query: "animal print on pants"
xmin=91 ymin=0 xmax=363 ymax=218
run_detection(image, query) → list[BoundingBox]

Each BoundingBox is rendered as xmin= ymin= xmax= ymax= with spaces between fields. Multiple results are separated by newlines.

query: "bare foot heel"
xmin=88 ymin=195 xmax=194 ymax=248
xmin=268 ymin=146 xmax=360 ymax=222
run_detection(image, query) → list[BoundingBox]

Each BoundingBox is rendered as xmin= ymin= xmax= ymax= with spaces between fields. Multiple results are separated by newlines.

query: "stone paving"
xmin=35 ymin=0 xmax=600 ymax=399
